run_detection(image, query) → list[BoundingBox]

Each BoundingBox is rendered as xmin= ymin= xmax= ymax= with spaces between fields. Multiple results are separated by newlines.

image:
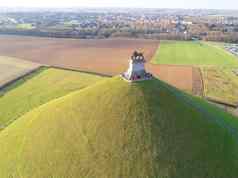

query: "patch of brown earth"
xmin=0 ymin=35 xmax=158 ymax=75
xmin=147 ymin=64 xmax=192 ymax=92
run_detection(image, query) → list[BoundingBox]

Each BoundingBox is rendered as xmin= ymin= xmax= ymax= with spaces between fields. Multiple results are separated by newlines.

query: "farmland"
xmin=201 ymin=67 xmax=238 ymax=106
xmin=152 ymin=41 xmax=238 ymax=67
xmin=151 ymin=40 xmax=238 ymax=107
xmin=0 ymin=56 xmax=40 ymax=87
xmin=16 ymin=23 xmax=35 ymax=30
xmin=0 ymin=35 xmax=202 ymax=93
xmin=0 ymin=35 xmax=158 ymax=75
xmin=0 ymin=67 xmax=105 ymax=130
xmin=147 ymin=64 xmax=202 ymax=94
xmin=1 ymin=32 xmax=238 ymax=178
xmin=1 ymin=36 xmax=238 ymax=99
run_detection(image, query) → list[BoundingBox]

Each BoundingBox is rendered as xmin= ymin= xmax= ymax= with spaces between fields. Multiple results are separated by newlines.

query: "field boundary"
xmin=151 ymin=43 xmax=160 ymax=64
xmin=192 ymin=67 xmax=204 ymax=96
xmin=200 ymin=67 xmax=238 ymax=108
xmin=0 ymin=65 xmax=112 ymax=93
xmin=51 ymin=66 xmax=113 ymax=77
xmin=198 ymin=67 xmax=205 ymax=97
xmin=205 ymin=42 xmax=238 ymax=59
xmin=0 ymin=66 xmax=44 ymax=91
xmin=205 ymin=97 xmax=238 ymax=108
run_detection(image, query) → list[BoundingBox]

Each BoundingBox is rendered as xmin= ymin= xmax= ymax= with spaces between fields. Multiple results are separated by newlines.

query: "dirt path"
xmin=192 ymin=67 xmax=203 ymax=96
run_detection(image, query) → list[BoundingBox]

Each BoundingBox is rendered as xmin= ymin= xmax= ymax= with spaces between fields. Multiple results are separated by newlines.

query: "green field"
xmin=152 ymin=41 xmax=238 ymax=67
xmin=201 ymin=67 xmax=238 ymax=106
xmin=0 ymin=67 xmax=105 ymax=130
xmin=16 ymin=23 xmax=34 ymax=30
xmin=1 ymin=76 xmax=238 ymax=178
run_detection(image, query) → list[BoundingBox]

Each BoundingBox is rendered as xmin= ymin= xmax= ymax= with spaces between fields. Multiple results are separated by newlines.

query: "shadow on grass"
xmin=138 ymin=77 xmax=238 ymax=143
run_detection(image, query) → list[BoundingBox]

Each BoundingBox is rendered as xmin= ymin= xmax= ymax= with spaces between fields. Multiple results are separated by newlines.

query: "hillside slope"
xmin=1 ymin=76 xmax=238 ymax=178
xmin=0 ymin=67 xmax=105 ymax=130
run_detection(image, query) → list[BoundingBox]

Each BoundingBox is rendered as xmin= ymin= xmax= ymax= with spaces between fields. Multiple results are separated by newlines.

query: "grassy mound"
xmin=0 ymin=67 xmax=105 ymax=130
xmin=1 ymin=76 xmax=238 ymax=178
xmin=152 ymin=41 xmax=238 ymax=67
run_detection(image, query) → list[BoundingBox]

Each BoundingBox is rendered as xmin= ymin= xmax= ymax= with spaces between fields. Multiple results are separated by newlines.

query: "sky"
xmin=0 ymin=0 xmax=238 ymax=10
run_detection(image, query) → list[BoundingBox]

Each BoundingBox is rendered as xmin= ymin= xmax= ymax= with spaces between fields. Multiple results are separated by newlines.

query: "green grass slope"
xmin=0 ymin=67 xmax=105 ymax=130
xmin=152 ymin=41 xmax=238 ymax=67
xmin=1 ymin=76 xmax=238 ymax=178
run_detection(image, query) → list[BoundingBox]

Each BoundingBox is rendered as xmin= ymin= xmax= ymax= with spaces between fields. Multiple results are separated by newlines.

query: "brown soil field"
xmin=147 ymin=64 xmax=203 ymax=94
xmin=0 ymin=35 xmax=202 ymax=93
xmin=0 ymin=56 xmax=41 ymax=88
xmin=0 ymin=35 xmax=158 ymax=75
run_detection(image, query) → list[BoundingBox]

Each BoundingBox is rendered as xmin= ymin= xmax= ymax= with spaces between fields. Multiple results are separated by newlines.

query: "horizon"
xmin=0 ymin=0 xmax=238 ymax=10
xmin=1 ymin=6 xmax=238 ymax=10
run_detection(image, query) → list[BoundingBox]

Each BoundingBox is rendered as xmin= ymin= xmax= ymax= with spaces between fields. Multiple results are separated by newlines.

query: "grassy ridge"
xmin=1 ymin=77 xmax=238 ymax=178
xmin=0 ymin=67 xmax=105 ymax=130
xmin=152 ymin=41 xmax=238 ymax=67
